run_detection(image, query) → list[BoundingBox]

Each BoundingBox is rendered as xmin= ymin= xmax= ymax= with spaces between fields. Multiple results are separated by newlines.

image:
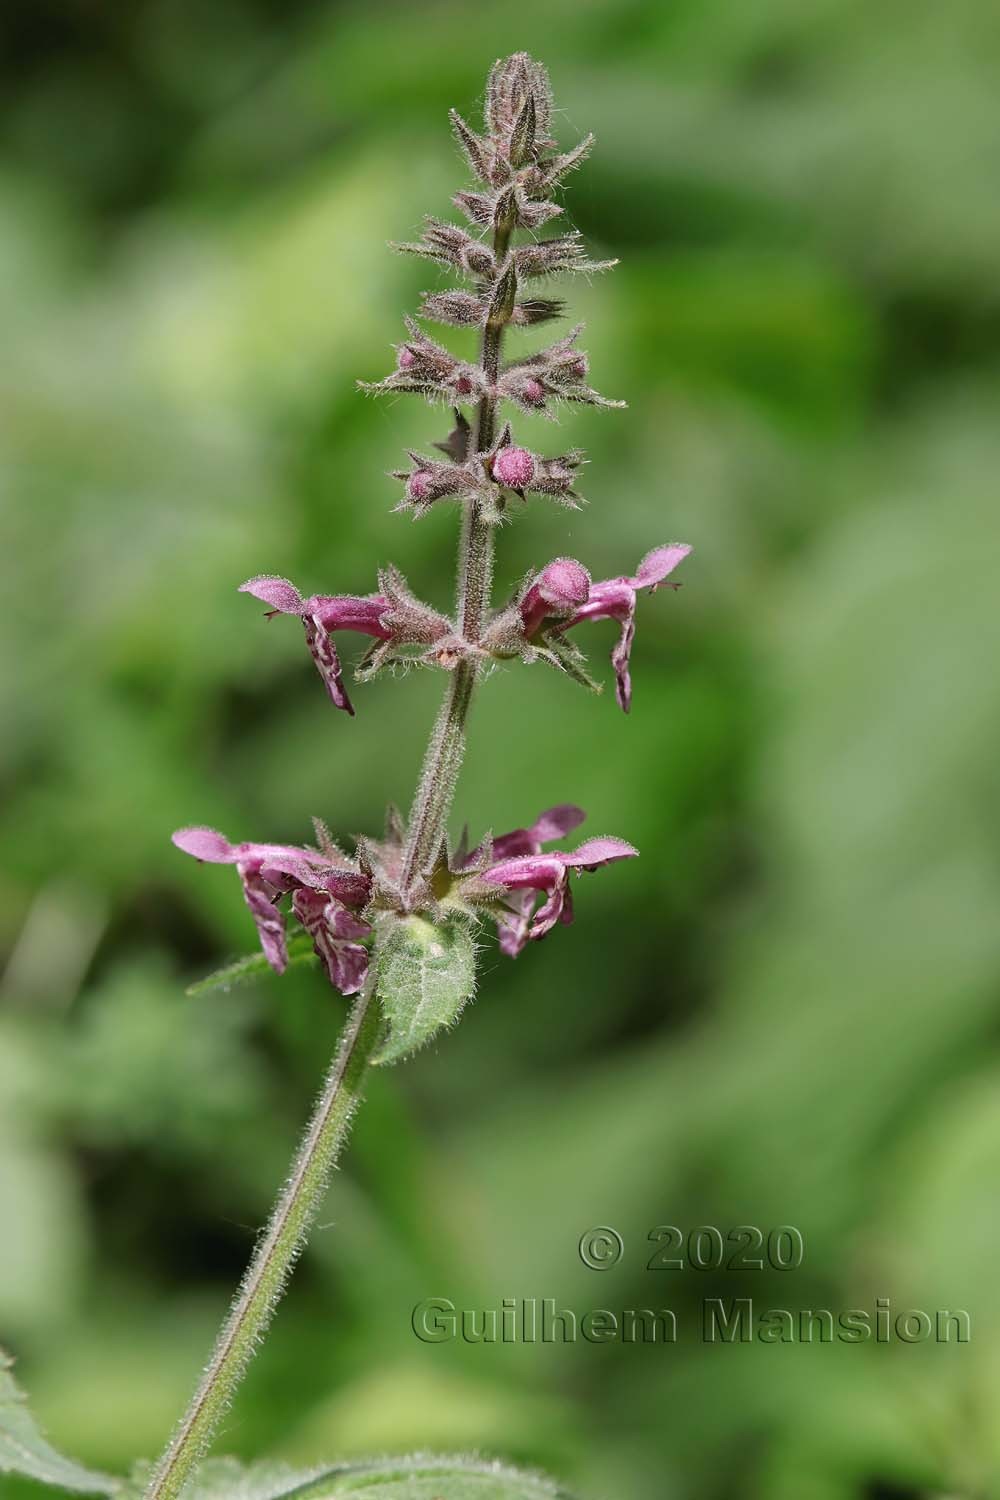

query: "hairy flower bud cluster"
xmin=363 ymin=51 xmax=623 ymax=525
xmin=394 ymin=425 xmax=583 ymax=519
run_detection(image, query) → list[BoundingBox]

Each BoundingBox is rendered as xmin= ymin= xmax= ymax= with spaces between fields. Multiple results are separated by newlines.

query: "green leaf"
xmin=373 ymin=916 xmax=477 ymax=1066
xmin=145 ymin=1455 xmax=575 ymax=1500
xmin=186 ymin=933 xmax=317 ymax=996
xmin=0 ymin=1348 xmax=119 ymax=1494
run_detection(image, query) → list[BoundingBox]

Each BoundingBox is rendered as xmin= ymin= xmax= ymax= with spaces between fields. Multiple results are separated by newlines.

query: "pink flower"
xmin=522 ymin=544 xmax=691 ymax=711
xmin=480 ymin=825 xmax=638 ymax=956
xmin=240 ymin=576 xmax=393 ymax=715
xmin=172 ymin=826 xmax=372 ymax=995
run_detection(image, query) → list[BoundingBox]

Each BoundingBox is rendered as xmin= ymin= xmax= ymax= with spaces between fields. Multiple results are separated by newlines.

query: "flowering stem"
xmin=400 ymin=225 xmax=511 ymax=891
xmin=144 ymin=982 xmax=380 ymax=1500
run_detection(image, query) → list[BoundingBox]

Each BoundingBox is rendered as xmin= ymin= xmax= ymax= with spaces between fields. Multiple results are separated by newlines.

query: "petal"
xmin=309 ymin=594 xmax=393 ymax=641
xmin=489 ymin=827 xmax=537 ymax=860
xmin=569 ymin=578 xmax=634 ymax=626
xmin=327 ymin=904 xmax=373 ymax=941
xmin=482 ymin=853 xmax=564 ymax=891
xmin=239 ymin=576 xmax=304 ymax=614
xmin=329 ymin=942 xmax=370 ymax=996
xmin=172 ymin=826 xmax=236 ymax=863
xmin=319 ymin=869 xmax=373 ymax=910
xmin=303 ymin=615 xmax=354 ymax=714
xmin=610 ymin=608 xmax=636 ymax=712
xmin=497 ymin=910 xmax=530 ymax=957
xmin=536 ymin=557 xmax=591 ymax=609
xmin=239 ymin=866 xmax=288 ymax=973
xmin=520 ymin=557 xmax=591 ymax=635
xmin=256 ymin=853 xmax=321 ymax=888
xmin=563 ymin=836 xmax=639 ymax=869
xmin=495 ymin=890 xmax=533 ymax=957
xmin=529 ymin=803 xmax=587 ymax=844
xmin=529 ymin=870 xmax=569 ymax=938
xmin=491 ymin=803 xmax=584 ymax=861
xmin=630 ymin=543 xmax=691 ymax=590
xmin=292 ymin=889 xmax=369 ymax=995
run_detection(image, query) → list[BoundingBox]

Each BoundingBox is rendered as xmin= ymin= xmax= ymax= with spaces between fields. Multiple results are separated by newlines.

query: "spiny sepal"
xmin=392 ymin=217 xmax=496 ymax=277
xmin=532 ymin=631 xmax=604 ymax=694
xmin=516 ymin=233 xmax=617 ymax=280
xmin=360 ymin=316 xmax=482 ymax=405
xmin=420 ymin=288 xmax=563 ymax=329
xmin=453 ymin=186 xmax=561 ymax=233
xmin=499 ymin=326 xmax=625 ymax=415
xmin=449 ymin=108 xmax=494 ymax=182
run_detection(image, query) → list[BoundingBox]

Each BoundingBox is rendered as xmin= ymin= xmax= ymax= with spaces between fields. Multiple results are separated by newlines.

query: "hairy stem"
xmin=144 ymin=984 xmax=380 ymax=1500
xmin=401 ymin=226 xmax=511 ymax=890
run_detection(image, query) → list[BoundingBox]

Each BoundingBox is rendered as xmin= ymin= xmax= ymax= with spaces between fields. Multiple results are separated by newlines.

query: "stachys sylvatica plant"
xmin=1 ymin=54 xmax=689 ymax=1500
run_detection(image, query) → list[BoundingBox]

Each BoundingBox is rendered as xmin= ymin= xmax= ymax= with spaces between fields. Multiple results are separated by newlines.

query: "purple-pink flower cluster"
xmin=173 ymin=804 xmax=639 ymax=989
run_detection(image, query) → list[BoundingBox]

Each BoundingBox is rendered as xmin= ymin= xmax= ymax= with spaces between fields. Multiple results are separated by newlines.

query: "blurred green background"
xmin=2 ymin=1 xmax=999 ymax=1497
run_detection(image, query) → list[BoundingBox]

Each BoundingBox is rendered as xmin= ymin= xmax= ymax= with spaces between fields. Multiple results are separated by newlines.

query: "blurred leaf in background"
xmin=2 ymin=2 xmax=999 ymax=1498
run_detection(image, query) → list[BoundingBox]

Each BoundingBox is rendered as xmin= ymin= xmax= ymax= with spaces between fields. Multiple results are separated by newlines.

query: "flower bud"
xmin=393 ymin=454 xmax=477 ymax=513
xmin=407 ymin=470 xmax=435 ymax=503
xmin=486 ymin=53 xmax=553 ymax=143
xmin=493 ymin=446 xmax=535 ymax=489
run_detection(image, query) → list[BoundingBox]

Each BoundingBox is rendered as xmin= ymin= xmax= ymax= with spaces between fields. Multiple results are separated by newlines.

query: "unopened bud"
xmin=494 ymin=446 xmax=536 ymax=489
xmin=407 ymin=470 xmax=435 ymax=502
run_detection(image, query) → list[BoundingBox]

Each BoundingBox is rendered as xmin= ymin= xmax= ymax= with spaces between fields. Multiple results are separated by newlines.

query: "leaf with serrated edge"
xmin=186 ymin=933 xmax=318 ymax=996
xmin=0 ymin=1348 xmax=119 ymax=1494
xmin=373 ymin=916 xmax=476 ymax=1065
xmin=136 ymin=1454 xmax=575 ymax=1500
